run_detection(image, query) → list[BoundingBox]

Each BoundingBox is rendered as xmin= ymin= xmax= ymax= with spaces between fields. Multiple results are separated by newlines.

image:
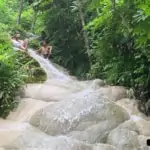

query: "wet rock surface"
xmin=107 ymin=128 xmax=139 ymax=150
xmin=2 ymin=49 xmax=150 ymax=150
xmin=29 ymin=88 xmax=129 ymax=142
xmin=138 ymin=135 xmax=150 ymax=150
xmin=24 ymin=83 xmax=78 ymax=102
xmin=7 ymin=98 xmax=49 ymax=122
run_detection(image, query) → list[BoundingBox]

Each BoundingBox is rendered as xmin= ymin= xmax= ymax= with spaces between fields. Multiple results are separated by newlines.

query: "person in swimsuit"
xmin=38 ymin=40 xmax=52 ymax=59
xmin=11 ymin=33 xmax=28 ymax=50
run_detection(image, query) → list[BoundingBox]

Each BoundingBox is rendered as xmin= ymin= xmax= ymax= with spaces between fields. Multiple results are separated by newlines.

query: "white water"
xmin=28 ymin=48 xmax=72 ymax=82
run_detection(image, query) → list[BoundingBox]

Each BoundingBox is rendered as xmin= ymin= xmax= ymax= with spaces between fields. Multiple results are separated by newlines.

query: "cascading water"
xmin=28 ymin=48 xmax=71 ymax=82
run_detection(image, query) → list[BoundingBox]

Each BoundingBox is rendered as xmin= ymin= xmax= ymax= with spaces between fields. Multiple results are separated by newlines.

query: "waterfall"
xmin=28 ymin=48 xmax=72 ymax=82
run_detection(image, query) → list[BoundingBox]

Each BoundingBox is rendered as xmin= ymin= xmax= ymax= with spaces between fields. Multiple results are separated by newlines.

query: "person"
xmin=38 ymin=40 xmax=52 ymax=59
xmin=11 ymin=33 xmax=28 ymax=50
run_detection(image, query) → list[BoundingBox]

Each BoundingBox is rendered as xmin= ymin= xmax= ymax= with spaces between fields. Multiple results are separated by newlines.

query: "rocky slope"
xmin=1 ymin=49 xmax=150 ymax=150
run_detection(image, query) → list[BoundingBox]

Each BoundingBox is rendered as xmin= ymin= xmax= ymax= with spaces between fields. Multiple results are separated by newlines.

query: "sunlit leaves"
xmin=0 ymin=0 xmax=4 ymax=8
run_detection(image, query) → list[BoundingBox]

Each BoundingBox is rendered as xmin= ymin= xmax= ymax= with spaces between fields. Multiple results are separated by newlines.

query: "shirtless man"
xmin=38 ymin=40 xmax=52 ymax=59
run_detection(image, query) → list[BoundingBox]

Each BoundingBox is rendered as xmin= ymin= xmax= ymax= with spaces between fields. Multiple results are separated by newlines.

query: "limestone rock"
xmin=30 ymin=88 xmax=129 ymax=144
xmin=107 ymin=128 xmax=139 ymax=150
xmin=134 ymin=119 xmax=150 ymax=136
xmin=4 ymin=133 xmax=93 ymax=150
xmin=7 ymin=98 xmax=49 ymax=122
xmin=1 ymin=120 xmax=117 ymax=150
xmin=116 ymin=119 xmax=139 ymax=133
xmin=0 ymin=119 xmax=32 ymax=147
xmin=93 ymin=143 xmax=118 ymax=150
xmin=24 ymin=83 xmax=78 ymax=101
xmin=98 ymin=86 xmax=128 ymax=101
xmin=116 ymin=98 xmax=146 ymax=118
xmin=138 ymin=135 xmax=150 ymax=150
xmin=67 ymin=120 xmax=125 ymax=144
xmin=91 ymin=79 xmax=105 ymax=89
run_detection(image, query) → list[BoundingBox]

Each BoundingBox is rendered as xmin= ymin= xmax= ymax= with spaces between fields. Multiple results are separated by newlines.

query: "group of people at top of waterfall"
xmin=10 ymin=32 xmax=53 ymax=59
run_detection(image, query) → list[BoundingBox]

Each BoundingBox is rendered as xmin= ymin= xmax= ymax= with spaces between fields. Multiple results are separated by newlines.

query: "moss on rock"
xmin=16 ymin=51 xmax=47 ymax=83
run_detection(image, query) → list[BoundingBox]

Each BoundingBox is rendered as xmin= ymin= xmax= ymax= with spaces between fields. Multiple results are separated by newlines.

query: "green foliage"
xmin=34 ymin=12 xmax=46 ymax=34
xmin=87 ymin=0 xmax=150 ymax=103
xmin=0 ymin=47 xmax=47 ymax=118
xmin=41 ymin=0 xmax=90 ymax=78
xmin=0 ymin=29 xmax=46 ymax=118
xmin=0 ymin=62 xmax=24 ymax=118
xmin=0 ymin=0 xmax=13 ymax=24
xmin=29 ymin=39 xmax=40 ymax=49
xmin=9 ymin=25 xmax=27 ymax=39
xmin=0 ymin=23 xmax=9 ymax=33
xmin=0 ymin=37 xmax=24 ymax=118
xmin=16 ymin=51 xmax=47 ymax=83
xmin=2 ymin=0 xmax=150 ymax=116
xmin=21 ymin=7 xmax=34 ymax=31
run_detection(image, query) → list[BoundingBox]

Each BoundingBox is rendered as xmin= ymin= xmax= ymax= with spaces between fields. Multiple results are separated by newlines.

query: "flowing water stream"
xmin=28 ymin=49 xmax=71 ymax=81
xmin=1 ymin=49 xmax=150 ymax=150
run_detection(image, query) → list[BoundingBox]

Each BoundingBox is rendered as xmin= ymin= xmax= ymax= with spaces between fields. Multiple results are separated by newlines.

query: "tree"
xmin=17 ymin=0 xmax=24 ymax=24
xmin=76 ymin=0 xmax=90 ymax=53
xmin=112 ymin=0 xmax=115 ymax=10
xmin=31 ymin=5 xmax=39 ymax=33
xmin=30 ymin=0 xmax=53 ymax=33
xmin=29 ymin=0 xmax=41 ymax=33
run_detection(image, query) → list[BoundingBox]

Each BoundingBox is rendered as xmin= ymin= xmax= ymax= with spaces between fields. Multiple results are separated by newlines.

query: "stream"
xmin=0 ymin=48 xmax=150 ymax=150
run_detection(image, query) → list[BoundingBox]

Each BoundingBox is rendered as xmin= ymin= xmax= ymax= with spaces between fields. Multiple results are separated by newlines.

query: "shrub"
xmin=29 ymin=39 xmax=40 ymax=50
xmin=21 ymin=8 xmax=34 ymax=31
xmin=0 ymin=41 xmax=24 ymax=118
xmin=0 ymin=23 xmax=9 ymax=33
xmin=16 ymin=51 xmax=47 ymax=83
xmin=9 ymin=24 xmax=27 ymax=39
xmin=0 ymin=32 xmax=47 ymax=118
xmin=0 ymin=61 xmax=24 ymax=118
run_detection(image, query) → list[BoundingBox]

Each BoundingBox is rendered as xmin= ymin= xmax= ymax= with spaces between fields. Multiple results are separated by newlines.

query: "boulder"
xmin=30 ymin=88 xmax=129 ymax=143
xmin=98 ymin=86 xmax=128 ymax=101
xmin=67 ymin=120 xmax=125 ymax=144
xmin=44 ymin=78 xmax=85 ymax=92
xmin=5 ymin=139 xmax=118 ymax=150
xmin=138 ymin=135 xmax=150 ymax=150
xmin=107 ymin=128 xmax=139 ymax=150
xmin=4 ymin=133 xmax=93 ymax=150
xmin=0 ymin=119 xmax=117 ymax=150
xmin=116 ymin=119 xmax=139 ymax=133
xmin=7 ymin=98 xmax=49 ymax=122
xmin=134 ymin=118 xmax=150 ymax=136
xmin=116 ymin=98 xmax=148 ymax=119
xmin=91 ymin=79 xmax=105 ymax=89
xmin=24 ymin=83 xmax=78 ymax=102
xmin=0 ymin=119 xmax=31 ymax=147
xmin=93 ymin=144 xmax=117 ymax=150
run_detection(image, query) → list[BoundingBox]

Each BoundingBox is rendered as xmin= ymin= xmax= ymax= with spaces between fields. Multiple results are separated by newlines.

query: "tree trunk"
xmin=17 ymin=0 xmax=23 ymax=24
xmin=112 ymin=0 xmax=116 ymax=10
xmin=31 ymin=9 xmax=38 ymax=33
xmin=77 ymin=0 xmax=90 ymax=53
